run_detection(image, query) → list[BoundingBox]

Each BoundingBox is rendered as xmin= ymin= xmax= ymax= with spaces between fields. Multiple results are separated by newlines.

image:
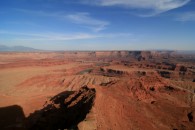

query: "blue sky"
xmin=0 ymin=0 xmax=195 ymax=50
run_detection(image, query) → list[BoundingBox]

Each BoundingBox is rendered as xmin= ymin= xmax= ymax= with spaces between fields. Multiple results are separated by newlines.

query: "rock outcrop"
xmin=0 ymin=105 xmax=26 ymax=130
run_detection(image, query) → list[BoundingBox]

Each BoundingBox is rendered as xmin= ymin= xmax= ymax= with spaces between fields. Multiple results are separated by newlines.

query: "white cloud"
xmin=83 ymin=0 xmax=190 ymax=16
xmin=14 ymin=9 xmax=109 ymax=32
xmin=175 ymin=12 xmax=195 ymax=21
xmin=0 ymin=30 xmax=98 ymax=40
xmin=0 ymin=30 xmax=131 ymax=41
xmin=67 ymin=12 xmax=109 ymax=32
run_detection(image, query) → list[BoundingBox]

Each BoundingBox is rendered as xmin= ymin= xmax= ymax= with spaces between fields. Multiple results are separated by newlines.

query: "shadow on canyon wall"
xmin=0 ymin=86 xmax=96 ymax=130
xmin=0 ymin=105 xmax=25 ymax=130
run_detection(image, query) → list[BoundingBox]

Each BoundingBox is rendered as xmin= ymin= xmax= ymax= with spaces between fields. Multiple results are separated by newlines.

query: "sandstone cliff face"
xmin=64 ymin=50 xmax=180 ymax=60
xmin=95 ymin=51 xmax=152 ymax=60
xmin=0 ymin=51 xmax=184 ymax=63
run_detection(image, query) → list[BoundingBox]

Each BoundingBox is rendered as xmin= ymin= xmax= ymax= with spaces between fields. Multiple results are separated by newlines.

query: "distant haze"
xmin=0 ymin=45 xmax=39 ymax=52
xmin=0 ymin=45 xmax=195 ymax=56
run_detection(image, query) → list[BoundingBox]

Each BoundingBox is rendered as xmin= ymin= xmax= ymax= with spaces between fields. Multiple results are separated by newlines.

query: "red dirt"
xmin=0 ymin=51 xmax=194 ymax=130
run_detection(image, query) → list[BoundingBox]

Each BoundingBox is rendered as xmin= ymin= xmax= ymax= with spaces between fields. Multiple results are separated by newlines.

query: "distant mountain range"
xmin=0 ymin=45 xmax=40 ymax=52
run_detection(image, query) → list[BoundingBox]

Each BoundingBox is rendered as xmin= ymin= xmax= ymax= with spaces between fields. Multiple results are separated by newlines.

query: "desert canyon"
xmin=0 ymin=51 xmax=194 ymax=130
